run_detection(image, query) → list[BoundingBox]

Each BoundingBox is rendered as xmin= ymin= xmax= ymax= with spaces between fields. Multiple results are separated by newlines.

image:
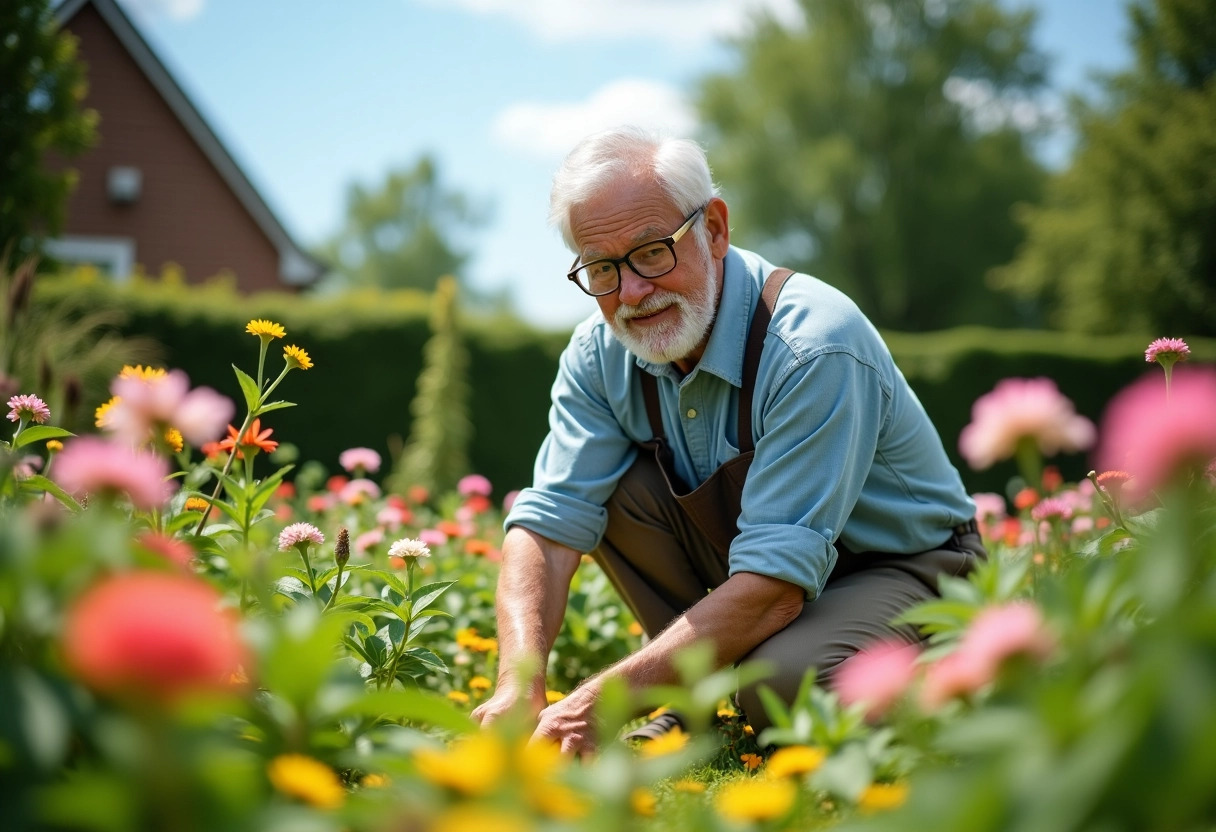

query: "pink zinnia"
xmin=6 ymin=393 xmax=51 ymax=424
xmin=278 ymin=523 xmax=324 ymax=551
xmin=339 ymin=447 xmax=381 ymax=474
xmin=833 ymin=640 xmax=920 ymax=720
xmin=920 ymin=648 xmax=991 ymax=710
xmin=377 ymin=505 xmax=411 ymax=530
xmin=55 ymin=437 xmax=174 ymax=509
xmin=354 ymin=528 xmax=385 ymax=555
xmin=1096 ymin=367 xmax=1216 ymax=493
xmin=1145 ymin=337 xmax=1190 ymax=366
xmin=63 ymin=571 xmax=249 ymax=703
xmin=457 ymin=474 xmax=492 ymax=497
xmin=1030 ymin=496 xmax=1073 ymax=523
xmin=340 ymin=478 xmax=381 ymax=505
xmin=418 ymin=528 xmax=448 ymax=546
xmin=971 ymin=493 xmax=1006 ymax=523
xmin=958 ymin=378 xmax=1095 ymax=470
xmin=106 ymin=369 xmax=233 ymax=447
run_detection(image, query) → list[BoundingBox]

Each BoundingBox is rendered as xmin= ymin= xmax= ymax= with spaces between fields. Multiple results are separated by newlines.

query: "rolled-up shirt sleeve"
xmin=504 ymin=328 xmax=637 ymax=553
xmin=729 ymin=348 xmax=889 ymax=599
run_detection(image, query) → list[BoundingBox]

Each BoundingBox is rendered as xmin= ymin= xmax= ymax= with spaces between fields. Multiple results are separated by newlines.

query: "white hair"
xmin=549 ymin=126 xmax=720 ymax=252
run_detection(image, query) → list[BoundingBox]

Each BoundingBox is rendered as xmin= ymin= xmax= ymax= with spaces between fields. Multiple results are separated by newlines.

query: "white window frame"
xmin=43 ymin=235 xmax=136 ymax=281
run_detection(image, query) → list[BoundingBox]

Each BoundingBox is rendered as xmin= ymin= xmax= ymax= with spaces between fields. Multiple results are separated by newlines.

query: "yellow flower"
xmin=432 ymin=806 xmax=530 ymax=832
xmin=119 ymin=365 xmax=166 ymax=380
xmin=360 ymin=773 xmax=389 ymax=788
xmin=740 ymin=752 xmax=763 ymax=771
xmin=715 ymin=778 xmax=796 ymax=822
xmin=631 ymin=788 xmax=657 ymax=817
xmin=284 ymin=344 xmax=313 ymax=370
xmin=743 ymin=724 xmax=754 ymax=736
xmin=46 ymin=440 xmax=63 ymax=452
xmin=517 ymin=737 xmax=564 ymax=783
xmin=455 ymin=627 xmax=480 ymax=648
xmin=639 ymin=726 xmax=688 ymax=758
xmin=716 ymin=700 xmax=738 ymax=719
xmin=627 ymin=620 xmax=644 ymax=636
xmin=545 ymin=689 xmax=566 ymax=704
xmin=184 ymin=496 xmax=211 ymax=512
xmin=528 ymin=782 xmax=592 ymax=819
xmin=164 ymin=427 xmax=184 ymax=453
xmin=647 ymin=705 xmax=668 ymax=720
xmin=267 ymin=754 xmax=345 ymax=809
xmin=674 ymin=779 xmax=706 ymax=794
xmin=469 ymin=675 xmax=492 ymax=692
xmin=473 ymin=636 xmax=498 ymax=653
xmin=858 ymin=782 xmax=909 ymax=813
xmin=246 ymin=319 xmax=286 ymax=340
xmin=447 ymin=690 xmax=470 ymax=705
xmin=764 ymin=745 xmax=826 ymax=779
xmin=414 ymin=734 xmax=505 ymax=796
xmin=95 ymin=396 xmax=120 ymax=428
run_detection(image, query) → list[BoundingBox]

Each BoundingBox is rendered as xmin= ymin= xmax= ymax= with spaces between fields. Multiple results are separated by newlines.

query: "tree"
xmin=318 ymin=156 xmax=483 ymax=291
xmin=390 ymin=275 xmax=472 ymax=495
xmin=991 ymin=0 xmax=1216 ymax=336
xmin=0 ymin=0 xmax=97 ymax=255
xmin=697 ymin=0 xmax=1048 ymax=331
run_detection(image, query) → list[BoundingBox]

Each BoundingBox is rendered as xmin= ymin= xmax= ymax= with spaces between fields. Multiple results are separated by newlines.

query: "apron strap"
xmin=637 ymin=266 xmax=796 ymax=450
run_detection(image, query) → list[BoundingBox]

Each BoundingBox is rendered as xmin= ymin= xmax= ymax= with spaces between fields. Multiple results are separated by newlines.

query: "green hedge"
xmin=30 ymin=272 xmax=1216 ymax=499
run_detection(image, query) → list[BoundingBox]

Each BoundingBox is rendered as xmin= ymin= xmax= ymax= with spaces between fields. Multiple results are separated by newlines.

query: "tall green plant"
xmin=392 ymin=275 xmax=472 ymax=495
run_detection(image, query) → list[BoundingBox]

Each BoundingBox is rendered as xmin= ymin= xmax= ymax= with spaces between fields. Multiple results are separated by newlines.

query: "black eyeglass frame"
xmin=566 ymin=204 xmax=707 ymax=297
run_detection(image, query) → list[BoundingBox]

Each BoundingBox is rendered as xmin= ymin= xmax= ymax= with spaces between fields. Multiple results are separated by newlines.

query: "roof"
xmin=54 ymin=0 xmax=325 ymax=286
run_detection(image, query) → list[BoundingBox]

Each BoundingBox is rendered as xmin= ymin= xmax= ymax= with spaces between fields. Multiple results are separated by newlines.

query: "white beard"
xmin=609 ymin=262 xmax=717 ymax=365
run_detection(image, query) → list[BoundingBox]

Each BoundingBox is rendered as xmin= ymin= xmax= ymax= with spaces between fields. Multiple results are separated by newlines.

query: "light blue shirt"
xmin=505 ymin=247 xmax=975 ymax=599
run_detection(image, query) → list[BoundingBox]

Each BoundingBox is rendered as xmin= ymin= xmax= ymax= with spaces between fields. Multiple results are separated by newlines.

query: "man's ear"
xmin=705 ymin=197 xmax=730 ymax=259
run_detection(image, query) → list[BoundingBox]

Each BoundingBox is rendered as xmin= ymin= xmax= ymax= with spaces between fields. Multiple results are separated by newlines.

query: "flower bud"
xmin=335 ymin=527 xmax=350 ymax=568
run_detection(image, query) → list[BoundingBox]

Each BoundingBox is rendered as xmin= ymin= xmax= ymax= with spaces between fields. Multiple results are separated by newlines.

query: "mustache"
xmin=616 ymin=292 xmax=683 ymax=322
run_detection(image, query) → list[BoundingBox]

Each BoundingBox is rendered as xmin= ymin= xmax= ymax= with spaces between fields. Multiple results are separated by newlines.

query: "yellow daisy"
xmin=46 ymin=439 xmax=64 ymax=452
xmin=631 ymin=788 xmax=657 ymax=817
xmin=284 ymin=344 xmax=313 ymax=370
xmin=639 ymin=726 xmax=688 ymax=758
xmin=469 ymin=675 xmax=492 ymax=692
xmin=858 ymin=782 xmax=909 ymax=813
xmin=414 ymin=734 xmax=505 ymax=797
xmin=94 ymin=396 xmax=120 ymax=428
xmin=184 ymin=496 xmax=211 ymax=512
xmin=715 ymin=778 xmax=796 ymax=822
xmin=246 ymin=319 xmax=286 ymax=340
xmin=447 ymin=690 xmax=470 ymax=705
xmin=164 ymin=427 xmax=184 ymax=453
xmin=267 ymin=754 xmax=345 ymax=809
xmin=545 ymin=689 xmax=566 ymax=704
xmin=764 ymin=745 xmax=826 ymax=779
xmin=119 ymin=365 xmax=166 ymax=380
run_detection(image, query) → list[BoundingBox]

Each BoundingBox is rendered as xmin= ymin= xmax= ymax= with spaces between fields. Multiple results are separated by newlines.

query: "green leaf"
xmin=401 ymin=646 xmax=448 ymax=674
xmin=273 ymin=577 xmax=311 ymax=604
xmin=257 ymin=400 xmax=297 ymax=414
xmin=232 ymin=365 xmax=261 ymax=412
xmin=12 ymin=426 xmax=74 ymax=449
xmin=755 ymin=684 xmax=793 ymax=730
xmin=411 ymin=581 xmax=457 ymax=615
xmin=17 ymin=475 xmax=81 ymax=511
xmin=334 ymin=689 xmax=475 ymax=734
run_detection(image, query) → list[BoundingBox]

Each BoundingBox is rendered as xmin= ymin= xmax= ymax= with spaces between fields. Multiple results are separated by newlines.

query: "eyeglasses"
xmin=566 ymin=205 xmax=706 ymax=297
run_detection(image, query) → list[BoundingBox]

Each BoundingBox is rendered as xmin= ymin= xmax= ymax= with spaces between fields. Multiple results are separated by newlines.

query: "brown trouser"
xmin=591 ymin=454 xmax=986 ymax=732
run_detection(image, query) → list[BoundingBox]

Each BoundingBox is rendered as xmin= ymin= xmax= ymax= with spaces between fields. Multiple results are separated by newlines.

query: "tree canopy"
xmin=318 ymin=156 xmax=483 ymax=292
xmin=0 ymin=0 xmax=97 ymax=256
xmin=697 ymin=0 xmax=1049 ymax=331
xmin=991 ymin=0 xmax=1216 ymax=336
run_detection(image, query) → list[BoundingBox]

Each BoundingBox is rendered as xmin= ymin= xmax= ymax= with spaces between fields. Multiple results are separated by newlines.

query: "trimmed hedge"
xmin=31 ymin=272 xmax=1216 ymax=499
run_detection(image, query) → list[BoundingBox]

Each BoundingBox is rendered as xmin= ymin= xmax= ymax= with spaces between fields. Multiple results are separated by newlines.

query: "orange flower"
xmin=1013 ymin=487 xmax=1039 ymax=511
xmin=436 ymin=520 xmax=465 ymax=539
xmin=740 ymin=753 xmax=763 ymax=771
xmin=464 ymin=539 xmax=495 ymax=557
xmin=218 ymin=418 xmax=278 ymax=458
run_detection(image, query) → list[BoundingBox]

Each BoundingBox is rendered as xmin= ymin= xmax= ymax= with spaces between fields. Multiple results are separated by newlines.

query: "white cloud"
xmin=118 ymin=0 xmax=205 ymax=22
xmin=492 ymin=78 xmax=698 ymax=159
xmin=418 ymin=0 xmax=802 ymax=45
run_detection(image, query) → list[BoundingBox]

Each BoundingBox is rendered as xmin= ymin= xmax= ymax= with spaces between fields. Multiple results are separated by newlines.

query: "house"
xmin=48 ymin=0 xmax=323 ymax=290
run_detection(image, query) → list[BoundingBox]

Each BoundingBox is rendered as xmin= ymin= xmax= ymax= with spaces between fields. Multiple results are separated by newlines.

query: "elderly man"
xmin=471 ymin=127 xmax=983 ymax=754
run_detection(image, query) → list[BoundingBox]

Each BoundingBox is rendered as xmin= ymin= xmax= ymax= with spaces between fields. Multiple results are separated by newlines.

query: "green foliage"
xmin=392 ymin=275 xmax=473 ymax=496
xmin=992 ymin=0 xmax=1216 ymax=335
xmin=317 ymin=156 xmax=484 ymax=291
xmin=698 ymin=0 xmax=1048 ymax=330
xmin=0 ymin=0 xmax=97 ymax=256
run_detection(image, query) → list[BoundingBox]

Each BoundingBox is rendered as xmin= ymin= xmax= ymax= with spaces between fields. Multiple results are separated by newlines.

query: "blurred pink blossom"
xmin=1071 ymin=516 xmax=1094 ymax=534
xmin=502 ymin=490 xmax=521 ymax=512
xmin=107 ymin=370 xmax=233 ymax=446
xmin=340 ymin=478 xmax=381 ymax=505
xmin=971 ymin=493 xmax=1006 ymax=523
xmin=55 ymin=437 xmax=174 ymax=509
xmin=833 ymin=640 xmax=920 ymax=720
xmin=418 ymin=528 xmax=448 ymax=546
xmin=920 ymin=649 xmax=991 ymax=710
xmin=958 ymin=378 xmax=1095 ymax=470
xmin=339 ymin=447 xmax=381 ymax=474
xmin=376 ymin=505 xmax=410 ymax=530
xmin=1030 ymin=497 xmax=1073 ymax=523
xmin=1097 ymin=367 xmax=1216 ymax=493
xmin=354 ymin=528 xmax=385 ymax=555
xmin=457 ymin=474 xmax=492 ymax=497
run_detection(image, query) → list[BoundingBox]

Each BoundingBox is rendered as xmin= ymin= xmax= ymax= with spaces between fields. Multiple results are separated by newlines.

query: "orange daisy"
xmin=218 ymin=418 xmax=279 ymax=458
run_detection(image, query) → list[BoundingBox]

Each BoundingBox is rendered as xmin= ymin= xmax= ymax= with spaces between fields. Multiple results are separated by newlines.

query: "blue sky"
xmin=117 ymin=0 xmax=1132 ymax=329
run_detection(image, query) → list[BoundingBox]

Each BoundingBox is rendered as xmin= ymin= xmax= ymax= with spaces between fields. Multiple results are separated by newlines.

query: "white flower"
xmin=388 ymin=537 xmax=431 ymax=559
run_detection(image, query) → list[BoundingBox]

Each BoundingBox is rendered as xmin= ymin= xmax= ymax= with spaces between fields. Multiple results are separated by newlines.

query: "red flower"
xmin=463 ymin=494 xmax=492 ymax=515
xmin=1013 ymin=488 xmax=1039 ymax=511
xmin=218 ymin=418 xmax=278 ymax=458
xmin=275 ymin=481 xmax=297 ymax=499
xmin=407 ymin=485 xmax=429 ymax=505
xmin=1040 ymin=466 xmax=1063 ymax=493
xmin=64 ymin=572 xmax=249 ymax=703
xmin=326 ymin=475 xmax=349 ymax=494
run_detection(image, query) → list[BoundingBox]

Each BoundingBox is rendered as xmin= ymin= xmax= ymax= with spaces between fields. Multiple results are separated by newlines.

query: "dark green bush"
xmin=30 ymin=272 xmax=1216 ymax=500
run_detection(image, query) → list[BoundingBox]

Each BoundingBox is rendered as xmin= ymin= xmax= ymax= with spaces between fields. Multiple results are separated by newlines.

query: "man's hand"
xmin=471 ymin=675 xmax=547 ymax=728
xmin=530 ymin=681 xmax=600 ymax=757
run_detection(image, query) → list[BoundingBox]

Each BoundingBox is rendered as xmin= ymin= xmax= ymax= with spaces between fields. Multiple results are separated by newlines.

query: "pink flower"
xmin=63 ymin=571 xmax=249 ymax=703
xmin=1030 ymin=496 xmax=1073 ymax=523
xmin=1097 ymin=367 xmax=1216 ymax=493
xmin=106 ymin=369 xmax=233 ymax=447
xmin=306 ymin=494 xmax=334 ymax=513
xmin=1071 ymin=516 xmax=1094 ymax=534
xmin=376 ymin=505 xmax=411 ymax=530
xmin=418 ymin=528 xmax=448 ymax=546
xmin=457 ymin=474 xmax=492 ymax=497
xmin=502 ymin=490 xmax=521 ymax=512
xmin=6 ymin=393 xmax=51 ymax=424
xmin=340 ymin=478 xmax=381 ymax=505
xmin=339 ymin=447 xmax=382 ymax=474
xmin=920 ymin=649 xmax=991 ymax=710
xmin=833 ymin=640 xmax=920 ymax=720
xmin=971 ymin=493 xmax=1006 ymax=523
xmin=958 ymin=378 xmax=1095 ymax=470
xmin=354 ymin=528 xmax=385 ymax=555
xmin=54 ymin=437 xmax=174 ymax=509
xmin=1145 ymin=337 xmax=1190 ymax=365
xmin=278 ymin=522 xmax=324 ymax=551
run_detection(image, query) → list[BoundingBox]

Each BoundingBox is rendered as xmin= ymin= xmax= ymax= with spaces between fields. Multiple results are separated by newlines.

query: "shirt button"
xmin=686 ymin=408 xmax=697 ymax=419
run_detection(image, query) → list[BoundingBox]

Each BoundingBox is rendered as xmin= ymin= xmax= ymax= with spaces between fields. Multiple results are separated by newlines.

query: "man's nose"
xmin=617 ymin=264 xmax=654 ymax=306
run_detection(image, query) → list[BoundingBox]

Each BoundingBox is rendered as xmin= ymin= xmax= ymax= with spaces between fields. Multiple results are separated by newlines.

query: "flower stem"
xmin=322 ymin=562 xmax=344 ymax=612
xmin=298 ymin=544 xmax=317 ymax=595
xmin=191 ymin=411 xmax=253 ymax=537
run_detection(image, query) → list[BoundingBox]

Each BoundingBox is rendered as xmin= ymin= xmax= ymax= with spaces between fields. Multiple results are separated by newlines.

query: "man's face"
xmin=570 ymin=177 xmax=723 ymax=370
